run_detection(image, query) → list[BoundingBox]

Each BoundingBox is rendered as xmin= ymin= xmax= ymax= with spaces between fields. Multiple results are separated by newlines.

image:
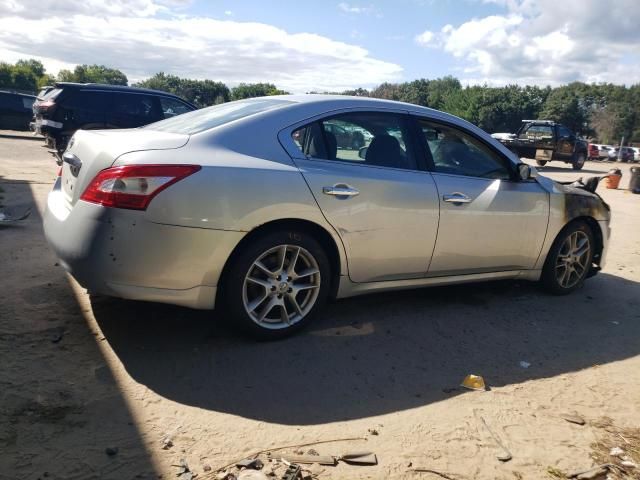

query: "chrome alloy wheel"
xmin=242 ymin=244 xmax=321 ymax=329
xmin=555 ymin=231 xmax=591 ymax=288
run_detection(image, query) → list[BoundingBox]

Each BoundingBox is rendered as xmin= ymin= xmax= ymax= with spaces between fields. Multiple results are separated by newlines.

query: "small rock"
xmin=368 ymin=428 xmax=379 ymax=436
xmin=306 ymin=449 xmax=319 ymax=456
xmin=610 ymin=447 xmax=624 ymax=457
xmin=620 ymin=460 xmax=637 ymax=469
xmin=162 ymin=436 xmax=173 ymax=450
xmin=105 ymin=447 xmax=119 ymax=456
xmin=203 ymin=465 xmax=211 ymax=472
xmin=563 ymin=414 xmax=586 ymax=426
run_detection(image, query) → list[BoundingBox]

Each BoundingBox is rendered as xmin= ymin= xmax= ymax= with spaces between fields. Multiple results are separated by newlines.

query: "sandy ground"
xmin=1 ymin=130 xmax=639 ymax=480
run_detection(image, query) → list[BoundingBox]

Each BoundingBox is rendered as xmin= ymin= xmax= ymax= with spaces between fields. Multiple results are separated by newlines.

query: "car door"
xmin=556 ymin=125 xmax=575 ymax=159
xmin=108 ymin=93 xmax=162 ymax=128
xmin=414 ymin=117 xmax=549 ymax=277
xmin=285 ymin=110 xmax=440 ymax=283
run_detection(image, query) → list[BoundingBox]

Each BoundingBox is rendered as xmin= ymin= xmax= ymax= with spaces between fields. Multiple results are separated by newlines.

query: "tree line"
xmin=1 ymin=59 xmax=637 ymax=143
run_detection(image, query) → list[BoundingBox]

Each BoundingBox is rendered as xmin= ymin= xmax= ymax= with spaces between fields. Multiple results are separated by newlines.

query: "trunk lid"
xmin=61 ymin=128 xmax=189 ymax=206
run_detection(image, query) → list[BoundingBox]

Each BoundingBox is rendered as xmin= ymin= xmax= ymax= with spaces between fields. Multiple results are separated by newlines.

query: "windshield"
xmin=145 ymin=97 xmax=293 ymax=134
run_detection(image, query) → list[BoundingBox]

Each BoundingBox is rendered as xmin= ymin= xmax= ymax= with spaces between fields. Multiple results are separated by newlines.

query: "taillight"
xmin=37 ymin=100 xmax=57 ymax=114
xmin=80 ymin=164 xmax=201 ymax=210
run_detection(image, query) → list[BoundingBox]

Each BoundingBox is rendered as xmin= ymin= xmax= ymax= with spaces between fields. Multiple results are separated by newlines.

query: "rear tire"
xmin=572 ymin=152 xmax=585 ymax=170
xmin=536 ymin=160 xmax=547 ymax=167
xmin=222 ymin=230 xmax=330 ymax=340
xmin=541 ymin=221 xmax=594 ymax=295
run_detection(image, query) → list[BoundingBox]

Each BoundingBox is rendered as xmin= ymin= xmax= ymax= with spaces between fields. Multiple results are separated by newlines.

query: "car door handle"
xmin=322 ymin=185 xmax=360 ymax=197
xmin=443 ymin=192 xmax=472 ymax=204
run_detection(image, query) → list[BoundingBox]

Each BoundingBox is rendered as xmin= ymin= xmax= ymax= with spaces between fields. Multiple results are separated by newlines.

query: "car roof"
xmin=53 ymin=82 xmax=195 ymax=105
xmin=0 ymin=90 xmax=36 ymax=99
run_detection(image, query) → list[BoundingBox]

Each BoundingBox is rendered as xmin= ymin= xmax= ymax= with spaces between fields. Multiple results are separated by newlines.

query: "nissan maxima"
xmin=43 ymin=95 xmax=610 ymax=339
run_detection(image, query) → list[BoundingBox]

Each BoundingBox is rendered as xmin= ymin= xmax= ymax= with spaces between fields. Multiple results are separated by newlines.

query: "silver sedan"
xmin=44 ymin=95 xmax=611 ymax=338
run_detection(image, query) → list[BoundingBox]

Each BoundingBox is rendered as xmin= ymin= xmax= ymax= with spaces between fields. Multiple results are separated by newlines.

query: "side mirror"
xmin=358 ymin=146 xmax=368 ymax=160
xmin=518 ymin=164 xmax=532 ymax=181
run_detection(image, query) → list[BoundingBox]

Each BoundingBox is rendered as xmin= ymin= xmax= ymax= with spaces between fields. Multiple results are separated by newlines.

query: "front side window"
xmin=292 ymin=112 xmax=416 ymax=170
xmin=558 ymin=126 xmax=572 ymax=138
xmin=418 ymin=119 xmax=512 ymax=180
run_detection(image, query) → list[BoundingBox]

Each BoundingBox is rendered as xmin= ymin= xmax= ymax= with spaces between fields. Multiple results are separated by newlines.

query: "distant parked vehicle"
xmin=610 ymin=146 xmax=635 ymax=163
xmin=588 ymin=143 xmax=599 ymax=160
xmin=630 ymin=147 xmax=640 ymax=162
xmin=32 ymin=82 xmax=196 ymax=156
xmin=495 ymin=120 xmax=588 ymax=170
xmin=594 ymin=144 xmax=613 ymax=160
xmin=0 ymin=91 xmax=36 ymax=131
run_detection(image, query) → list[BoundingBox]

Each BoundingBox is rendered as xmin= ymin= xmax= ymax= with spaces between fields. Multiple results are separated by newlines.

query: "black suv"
xmin=33 ymin=83 xmax=196 ymax=154
xmin=0 ymin=91 xmax=36 ymax=131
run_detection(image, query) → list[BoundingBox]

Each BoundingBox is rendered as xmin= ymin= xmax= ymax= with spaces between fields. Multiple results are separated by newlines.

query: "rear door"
xmin=55 ymin=89 xmax=110 ymax=132
xmin=414 ymin=116 xmax=549 ymax=276
xmin=284 ymin=110 xmax=440 ymax=283
xmin=556 ymin=125 xmax=575 ymax=159
xmin=107 ymin=93 xmax=163 ymax=128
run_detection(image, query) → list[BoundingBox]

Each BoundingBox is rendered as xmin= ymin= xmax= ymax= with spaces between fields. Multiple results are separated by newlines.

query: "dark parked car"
xmin=495 ymin=120 xmax=588 ymax=170
xmin=32 ymin=83 xmax=196 ymax=155
xmin=610 ymin=146 xmax=635 ymax=163
xmin=0 ymin=91 xmax=36 ymax=131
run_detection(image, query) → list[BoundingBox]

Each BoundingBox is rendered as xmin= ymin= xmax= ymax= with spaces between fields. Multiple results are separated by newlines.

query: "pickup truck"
xmin=492 ymin=120 xmax=588 ymax=170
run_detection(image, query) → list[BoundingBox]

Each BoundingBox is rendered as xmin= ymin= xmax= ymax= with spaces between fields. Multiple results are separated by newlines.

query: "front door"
xmin=289 ymin=111 xmax=440 ymax=283
xmin=415 ymin=117 xmax=549 ymax=276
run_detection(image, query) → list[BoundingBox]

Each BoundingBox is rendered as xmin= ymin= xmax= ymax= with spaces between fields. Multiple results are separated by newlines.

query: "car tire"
xmin=223 ymin=230 xmax=331 ymax=339
xmin=536 ymin=160 xmax=547 ymax=167
xmin=572 ymin=152 xmax=585 ymax=170
xmin=541 ymin=220 xmax=594 ymax=295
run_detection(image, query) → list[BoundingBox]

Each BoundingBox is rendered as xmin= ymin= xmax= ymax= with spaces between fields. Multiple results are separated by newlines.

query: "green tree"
xmin=135 ymin=72 xmax=230 ymax=107
xmin=231 ymin=83 xmax=288 ymax=100
xmin=58 ymin=64 xmax=128 ymax=85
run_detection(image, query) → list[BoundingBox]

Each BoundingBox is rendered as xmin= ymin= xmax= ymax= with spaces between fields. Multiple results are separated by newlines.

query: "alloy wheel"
xmin=555 ymin=231 xmax=591 ymax=288
xmin=242 ymin=244 xmax=321 ymax=329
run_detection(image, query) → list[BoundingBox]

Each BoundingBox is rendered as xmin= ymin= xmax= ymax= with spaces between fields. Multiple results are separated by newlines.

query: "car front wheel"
xmin=223 ymin=230 xmax=330 ymax=339
xmin=541 ymin=221 xmax=594 ymax=295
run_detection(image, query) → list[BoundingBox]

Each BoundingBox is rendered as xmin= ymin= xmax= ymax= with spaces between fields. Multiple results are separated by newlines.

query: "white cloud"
xmin=418 ymin=0 xmax=640 ymax=85
xmin=0 ymin=2 xmax=402 ymax=92
xmin=224 ymin=10 xmax=232 ymax=16
xmin=337 ymin=3 xmax=380 ymax=16
xmin=414 ymin=30 xmax=434 ymax=46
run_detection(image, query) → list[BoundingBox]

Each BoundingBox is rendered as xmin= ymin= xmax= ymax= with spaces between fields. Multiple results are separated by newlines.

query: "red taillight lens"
xmin=37 ymin=100 xmax=56 ymax=113
xmin=80 ymin=164 xmax=201 ymax=210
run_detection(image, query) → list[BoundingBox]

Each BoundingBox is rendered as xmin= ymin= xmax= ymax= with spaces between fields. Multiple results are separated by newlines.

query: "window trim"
xmin=410 ymin=115 xmax=519 ymax=182
xmin=280 ymin=107 xmax=423 ymax=173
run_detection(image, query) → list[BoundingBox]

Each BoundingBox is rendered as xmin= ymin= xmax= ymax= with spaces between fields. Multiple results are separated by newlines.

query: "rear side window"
xmin=292 ymin=112 xmax=416 ymax=170
xmin=159 ymin=97 xmax=193 ymax=118
xmin=109 ymin=93 xmax=162 ymax=126
xmin=21 ymin=97 xmax=35 ymax=110
xmin=146 ymin=98 xmax=292 ymax=134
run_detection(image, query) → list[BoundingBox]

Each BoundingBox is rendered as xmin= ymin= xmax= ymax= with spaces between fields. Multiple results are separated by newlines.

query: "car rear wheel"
xmin=541 ymin=221 xmax=594 ymax=295
xmin=535 ymin=160 xmax=547 ymax=167
xmin=572 ymin=152 xmax=585 ymax=170
xmin=223 ymin=230 xmax=330 ymax=339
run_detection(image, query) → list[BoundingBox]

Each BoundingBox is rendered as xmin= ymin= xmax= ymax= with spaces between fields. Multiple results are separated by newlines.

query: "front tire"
xmin=223 ymin=230 xmax=330 ymax=339
xmin=572 ymin=152 xmax=585 ymax=170
xmin=541 ymin=221 xmax=594 ymax=295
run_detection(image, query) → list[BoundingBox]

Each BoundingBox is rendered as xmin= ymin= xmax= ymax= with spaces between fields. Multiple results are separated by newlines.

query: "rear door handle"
xmin=322 ymin=185 xmax=360 ymax=197
xmin=443 ymin=192 xmax=472 ymax=204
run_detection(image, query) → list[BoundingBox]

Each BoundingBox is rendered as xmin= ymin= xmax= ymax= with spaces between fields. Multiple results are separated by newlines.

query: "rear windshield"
xmin=144 ymin=98 xmax=293 ymax=134
xmin=43 ymin=88 xmax=63 ymax=100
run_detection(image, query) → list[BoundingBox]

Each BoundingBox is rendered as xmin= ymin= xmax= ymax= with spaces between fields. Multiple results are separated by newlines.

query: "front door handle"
xmin=323 ymin=185 xmax=360 ymax=197
xmin=443 ymin=192 xmax=472 ymax=204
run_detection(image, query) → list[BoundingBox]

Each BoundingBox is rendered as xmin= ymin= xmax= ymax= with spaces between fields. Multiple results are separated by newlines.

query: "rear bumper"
xmin=43 ymin=183 xmax=245 ymax=309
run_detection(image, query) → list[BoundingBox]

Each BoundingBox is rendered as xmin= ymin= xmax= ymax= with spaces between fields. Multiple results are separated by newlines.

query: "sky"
xmin=0 ymin=0 xmax=638 ymax=93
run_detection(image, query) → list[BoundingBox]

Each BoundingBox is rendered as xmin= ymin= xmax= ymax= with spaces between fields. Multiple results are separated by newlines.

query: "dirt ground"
xmin=1 ymin=130 xmax=639 ymax=480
